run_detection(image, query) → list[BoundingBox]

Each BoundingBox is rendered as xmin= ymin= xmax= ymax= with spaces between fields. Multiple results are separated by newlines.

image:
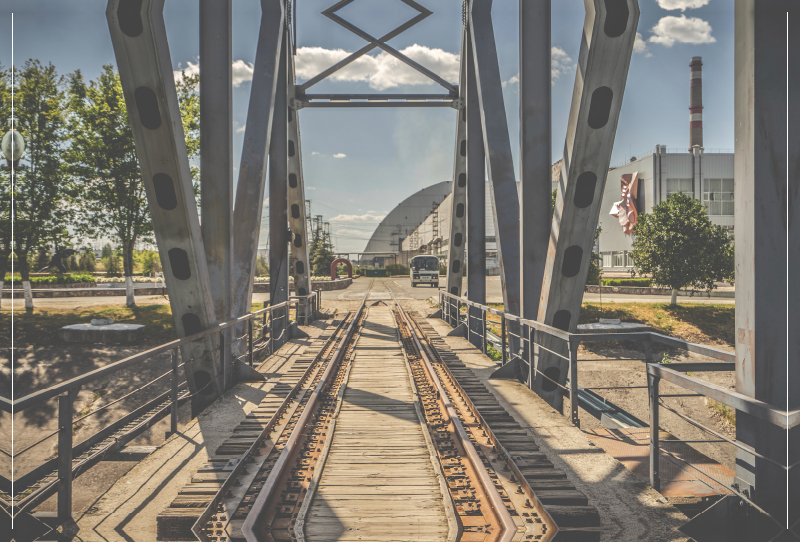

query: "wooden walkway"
xmin=305 ymin=305 xmax=450 ymax=542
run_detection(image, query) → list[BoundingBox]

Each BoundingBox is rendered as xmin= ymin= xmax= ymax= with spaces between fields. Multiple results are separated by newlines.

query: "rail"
xmin=437 ymin=290 xmax=796 ymax=498
xmin=3 ymin=290 xmax=322 ymax=525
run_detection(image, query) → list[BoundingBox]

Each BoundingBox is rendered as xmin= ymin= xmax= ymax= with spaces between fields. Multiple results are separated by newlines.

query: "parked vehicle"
xmin=410 ymin=255 xmax=440 ymax=288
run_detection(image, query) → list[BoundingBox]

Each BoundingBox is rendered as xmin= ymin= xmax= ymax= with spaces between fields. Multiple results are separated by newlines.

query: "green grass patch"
xmin=486 ymin=343 xmax=502 ymax=362
xmin=4 ymin=274 xmax=96 ymax=285
xmin=708 ymin=399 xmax=736 ymax=427
xmin=601 ymin=278 xmax=652 ymax=287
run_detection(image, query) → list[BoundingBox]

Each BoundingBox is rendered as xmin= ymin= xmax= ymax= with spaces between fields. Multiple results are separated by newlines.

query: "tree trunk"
xmin=123 ymin=238 xmax=136 ymax=307
xmin=0 ymin=249 xmax=9 ymax=310
xmin=16 ymin=250 xmax=33 ymax=311
xmin=670 ymin=288 xmax=678 ymax=306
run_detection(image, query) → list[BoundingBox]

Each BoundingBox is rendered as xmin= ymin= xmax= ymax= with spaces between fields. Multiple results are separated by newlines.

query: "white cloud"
xmin=295 ymin=44 xmax=459 ymax=91
xmin=633 ymin=32 xmax=652 ymax=57
xmin=312 ymin=151 xmax=320 ymax=155
xmin=501 ymin=47 xmax=573 ymax=88
xmin=231 ymin=60 xmax=254 ymax=87
xmin=236 ymin=124 xmax=246 ymax=133
xmin=649 ymin=15 xmax=715 ymax=47
xmin=655 ymin=0 xmax=710 ymax=11
xmin=172 ymin=59 xmax=254 ymax=87
xmin=306 ymin=187 xmax=316 ymax=190
xmin=333 ymin=153 xmax=347 ymax=159
xmin=330 ymin=212 xmax=385 ymax=223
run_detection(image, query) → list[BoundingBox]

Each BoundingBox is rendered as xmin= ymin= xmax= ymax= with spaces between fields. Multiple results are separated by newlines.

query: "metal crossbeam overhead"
xmin=445 ymin=31 xmax=468 ymax=300
xmin=299 ymin=100 xmax=456 ymax=108
xmin=107 ymin=0 xmax=221 ymax=414
xmin=533 ymin=0 xmax=639 ymax=409
xmin=232 ymin=0 xmax=285 ymax=324
xmin=287 ymin=52 xmax=312 ymax=317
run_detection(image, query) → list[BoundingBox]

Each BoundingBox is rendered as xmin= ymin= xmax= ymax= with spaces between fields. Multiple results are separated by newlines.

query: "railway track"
xmin=159 ymin=282 xmax=602 ymax=542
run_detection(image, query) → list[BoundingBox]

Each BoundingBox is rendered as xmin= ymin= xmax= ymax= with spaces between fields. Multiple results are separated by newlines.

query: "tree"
xmin=0 ymin=64 xmax=11 ymax=304
xmin=100 ymin=243 xmax=113 ymax=260
xmin=79 ymin=247 xmax=95 ymax=272
xmin=12 ymin=60 xmax=73 ymax=311
xmin=311 ymin=224 xmax=336 ymax=277
xmin=629 ymin=192 xmax=734 ymax=305
xmin=585 ymin=226 xmax=602 ymax=286
xmin=255 ymin=255 xmax=269 ymax=277
xmin=175 ymin=70 xmax=201 ymax=202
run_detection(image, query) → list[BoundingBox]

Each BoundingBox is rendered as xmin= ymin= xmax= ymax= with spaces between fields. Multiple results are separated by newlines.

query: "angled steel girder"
xmin=200 ymin=0 xmax=234 ymax=385
xmin=287 ymin=53 xmax=312 ymax=316
xmin=445 ymin=30 xmax=468 ymax=300
xmin=533 ymin=0 xmax=639 ymax=409
xmin=468 ymin=0 xmax=520 ymax=320
xmin=733 ymin=0 xmax=798 ymax=525
xmin=232 ymin=0 xmax=285 ymax=322
xmin=107 ymin=0 xmax=221 ymax=413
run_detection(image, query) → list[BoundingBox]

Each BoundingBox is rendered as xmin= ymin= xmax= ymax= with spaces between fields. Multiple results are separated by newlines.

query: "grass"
xmin=4 ymin=301 xmax=283 ymax=348
xmin=601 ymin=278 xmax=652 ymax=287
xmin=486 ymin=343 xmax=502 ymax=362
xmin=708 ymin=399 xmax=736 ymax=427
xmin=487 ymin=301 xmax=735 ymax=348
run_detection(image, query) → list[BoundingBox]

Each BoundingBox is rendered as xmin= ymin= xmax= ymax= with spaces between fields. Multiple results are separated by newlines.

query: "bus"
xmin=410 ymin=255 xmax=440 ymax=288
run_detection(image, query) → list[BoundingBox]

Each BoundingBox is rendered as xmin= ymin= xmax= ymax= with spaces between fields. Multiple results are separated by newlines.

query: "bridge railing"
xmin=437 ymin=291 xmax=797 ymax=494
xmin=1 ymin=290 xmax=321 ymax=524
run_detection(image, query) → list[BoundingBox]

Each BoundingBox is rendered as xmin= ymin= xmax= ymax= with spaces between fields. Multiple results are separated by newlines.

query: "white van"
xmin=410 ymin=255 xmax=440 ymax=288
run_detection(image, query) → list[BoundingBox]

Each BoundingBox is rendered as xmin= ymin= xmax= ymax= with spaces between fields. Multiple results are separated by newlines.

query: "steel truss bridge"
xmin=2 ymin=1 xmax=797 ymax=541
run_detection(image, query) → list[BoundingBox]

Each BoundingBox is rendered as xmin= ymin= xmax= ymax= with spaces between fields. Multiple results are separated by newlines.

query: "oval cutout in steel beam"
xmin=117 ymin=0 xmax=144 ymax=37
xmin=168 ymin=248 xmax=191 ymax=280
xmin=451 ymin=286 xmax=459 ymax=295
xmin=296 ymin=261 xmax=305 ymax=274
xmin=298 ymin=287 xmax=307 ymax=296
xmin=541 ymin=367 xmax=561 ymax=392
xmin=603 ymin=0 xmax=630 ymax=38
xmin=456 ymin=203 xmax=465 ymax=218
xmin=552 ymin=309 xmax=571 ymax=331
xmin=451 ymin=260 xmax=461 ymax=274
xmin=193 ymin=370 xmax=214 ymax=395
xmin=134 ymin=86 xmax=161 ymax=130
xmin=294 ymin=233 xmax=303 ymax=248
xmin=454 ymin=232 xmax=463 ymax=247
xmin=291 ymin=204 xmax=300 ymax=219
xmin=153 ymin=173 xmax=178 ymax=210
xmin=460 ymin=140 xmax=466 ymax=157
xmin=288 ymin=140 xmax=295 ymax=157
xmin=181 ymin=312 xmax=202 ymax=336
xmin=458 ymin=172 xmax=466 ymax=187
xmin=561 ymin=245 xmax=583 ymax=278
xmin=587 ymin=86 xmax=613 ymax=129
xmin=289 ymin=173 xmax=298 ymax=188
xmin=573 ymin=172 xmax=597 ymax=208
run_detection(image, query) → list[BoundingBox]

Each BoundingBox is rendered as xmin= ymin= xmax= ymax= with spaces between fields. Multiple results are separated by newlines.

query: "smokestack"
xmin=689 ymin=56 xmax=703 ymax=151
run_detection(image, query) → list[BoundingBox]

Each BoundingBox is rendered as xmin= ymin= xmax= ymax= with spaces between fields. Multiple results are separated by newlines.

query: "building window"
xmin=624 ymin=251 xmax=633 ymax=268
xmin=703 ymin=179 xmax=734 ymax=215
xmin=666 ymin=178 xmax=693 ymax=199
xmin=613 ymin=251 xmax=624 ymax=267
xmin=602 ymin=253 xmax=612 ymax=268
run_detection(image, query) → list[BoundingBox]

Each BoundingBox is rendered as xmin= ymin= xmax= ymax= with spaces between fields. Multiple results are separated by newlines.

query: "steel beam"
xmin=466 ymin=28 xmax=486 ymax=352
xmin=733 ymin=0 xmax=797 ymax=524
xmin=287 ymin=53 xmax=312 ymax=317
xmin=468 ymin=0 xmax=520 ymax=322
xmin=232 ymin=0 xmax=285 ymax=323
xmin=107 ymin=0 xmax=221 ymax=413
xmin=445 ymin=30 xmax=468 ymax=299
xmin=519 ymin=0 xmax=551 ymax=321
xmin=270 ymin=35 xmax=290 ymax=348
xmin=200 ymin=0 xmax=233 ymax=386
xmin=533 ymin=0 xmax=639 ymax=410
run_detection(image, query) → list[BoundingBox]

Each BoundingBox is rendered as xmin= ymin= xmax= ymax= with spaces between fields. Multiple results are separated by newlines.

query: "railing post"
xmin=57 ymin=394 xmax=73 ymax=523
xmin=169 ymin=348 xmax=178 ymax=437
xmin=649 ymin=373 xmax=661 ymax=491
xmin=248 ymin=318 xmax=254 ymax=367
xmin=644 ymin=338 xmax=653 ymax=364
xmin=526 ymin=324 xmax=534 ymax=388
xmin=482 ymin=309 xmax=487 ymax=355
xmin=501 ymin=315 xmax=507 ymax=364
xmin=569 ymin=338 xmax=580 ymax=428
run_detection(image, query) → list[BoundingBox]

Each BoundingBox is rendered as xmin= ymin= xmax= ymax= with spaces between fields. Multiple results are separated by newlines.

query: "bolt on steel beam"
xmin=232 ymin=0 xmax=285 ymax=323
xmin=533 ymin=0 xmax=639 ymax=410
xmin=107 ymin=0 xmax=222 ymax=413
xmin=733 ymin=0 xmax=797 ymax=524
xmin=200 ymin=0 xmax=234 ymax=383
xmin=287 ymin=53 xmax=312 ymax=318
xmin=445 ymin=29 xmax=468 ymax=300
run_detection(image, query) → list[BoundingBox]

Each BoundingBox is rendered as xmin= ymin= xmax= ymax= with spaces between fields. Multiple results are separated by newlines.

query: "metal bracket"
xmin=449 ymin=97 xmax=464 ymax=110
xmin=289 ymin=97 xmax=306 ymax=110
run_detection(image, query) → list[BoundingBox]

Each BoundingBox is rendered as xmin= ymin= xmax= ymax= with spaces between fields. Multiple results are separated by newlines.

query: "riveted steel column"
xmin=468 ymin=0 xmax=520 ymax=323
xmin=446 ymin=28 xmax=468 ymax=301
xmin=270 ymin=34 xmax=290 ymax=349
xmin=466 ymin=28 xmax=486 ymax=350
xmin=519 ymin=0 xmax=551 ymax=322
xmin=734 ymin=0 xmax=797 ymax=524
xmin=200 ymin=0 xmax=233 ymax=387
xmin=232 ymin=0 xmax=285 ymax=322
xmin=287 ymin=52 xmax=312 ymax=318
xmin=534 ymin=0 xmax=639 ymax=410
xmin=107 ymin=0 xmax=221 ymax=413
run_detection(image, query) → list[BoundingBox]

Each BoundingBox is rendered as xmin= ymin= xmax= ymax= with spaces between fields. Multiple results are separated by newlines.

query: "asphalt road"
xmin=2 ymin=276 xmax=734 ymax=310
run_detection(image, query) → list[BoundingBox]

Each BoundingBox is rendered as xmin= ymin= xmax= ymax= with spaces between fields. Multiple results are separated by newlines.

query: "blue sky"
xmin=0 ymin=0 xmax=734 ymax=253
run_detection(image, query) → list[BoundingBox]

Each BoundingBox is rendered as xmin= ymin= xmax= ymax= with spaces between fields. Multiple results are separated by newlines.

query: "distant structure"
xmin=689 ymin=56 xmax=703 ymax=151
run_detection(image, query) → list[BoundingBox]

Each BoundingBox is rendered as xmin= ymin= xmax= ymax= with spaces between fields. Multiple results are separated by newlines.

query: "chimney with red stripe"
xmin=689 ymin=56 xmax=703 ymax=151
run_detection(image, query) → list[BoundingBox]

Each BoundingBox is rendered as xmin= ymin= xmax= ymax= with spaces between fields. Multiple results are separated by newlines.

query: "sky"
xmin=0 ymin=0 xmax=734 ymax=253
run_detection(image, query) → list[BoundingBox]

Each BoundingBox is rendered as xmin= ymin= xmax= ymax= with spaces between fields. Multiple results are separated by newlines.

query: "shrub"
xmin=385 ymin=263 xmax=410 ymax=276
xmin=4 ymin=274 xmax=96 ymax=285
xmin=601 ymin=278 xmax=653 ymax=287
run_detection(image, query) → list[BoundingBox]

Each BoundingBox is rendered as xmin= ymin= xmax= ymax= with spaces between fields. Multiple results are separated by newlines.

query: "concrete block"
xmin=59 ymin=323 xmax=145 ymax=344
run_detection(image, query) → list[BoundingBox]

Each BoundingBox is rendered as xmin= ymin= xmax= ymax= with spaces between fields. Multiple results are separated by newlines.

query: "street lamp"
xmin=1 ymin=117 xmax=25 ymax=166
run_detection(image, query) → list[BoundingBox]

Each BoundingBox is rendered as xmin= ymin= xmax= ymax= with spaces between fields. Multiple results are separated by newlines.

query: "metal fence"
xmin=438 ymin=291 xmax=797 ymax=494
xmin=0 ymin=290 xmax=321 ymax=525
